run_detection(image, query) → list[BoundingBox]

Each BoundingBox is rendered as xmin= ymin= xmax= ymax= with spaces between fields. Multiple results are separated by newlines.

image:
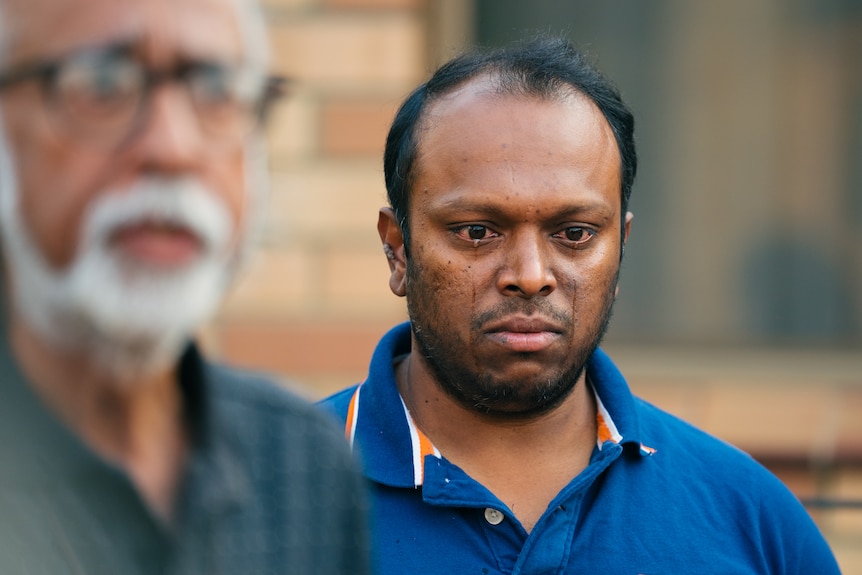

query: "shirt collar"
xmin=588 ymin=347 xmax=657 ymax=456
xmin=348 ymin=322 xmax=655 ymax=488
xmin=174 ymin=345 xmax=252 ymax=516
xmin=345 ymin=323 xmax=420 ymax=488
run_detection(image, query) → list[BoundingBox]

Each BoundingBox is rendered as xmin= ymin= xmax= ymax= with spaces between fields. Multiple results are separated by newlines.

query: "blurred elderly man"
xmin=0 ymin=0 xmax=369 ymax=573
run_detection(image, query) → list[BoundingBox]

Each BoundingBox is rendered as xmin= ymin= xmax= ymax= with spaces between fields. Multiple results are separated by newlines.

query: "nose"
xmin=129 ymin=83 xmax=205 ymax=174
xmin=497 ymin=232 xmax=557 ymax=298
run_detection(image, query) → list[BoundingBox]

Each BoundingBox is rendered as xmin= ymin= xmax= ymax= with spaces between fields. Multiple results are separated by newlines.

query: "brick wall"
xmin=210 ymin=0 xmax=434 ymax=395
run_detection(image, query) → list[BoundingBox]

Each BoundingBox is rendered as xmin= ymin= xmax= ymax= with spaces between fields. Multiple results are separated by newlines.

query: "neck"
xmin=9 ymin=316 xmax=190 ymax=524
xmin=397 ymin=349 xmax=598 ymax=532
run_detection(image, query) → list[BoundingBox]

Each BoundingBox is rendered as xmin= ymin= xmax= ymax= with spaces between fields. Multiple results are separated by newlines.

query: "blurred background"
xmin=208 ymin=0 xmax=861 ymax=568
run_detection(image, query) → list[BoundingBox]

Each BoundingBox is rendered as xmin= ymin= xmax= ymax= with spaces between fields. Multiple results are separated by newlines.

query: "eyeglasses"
xmin=0 ymin=43 xmax=285 ymax=150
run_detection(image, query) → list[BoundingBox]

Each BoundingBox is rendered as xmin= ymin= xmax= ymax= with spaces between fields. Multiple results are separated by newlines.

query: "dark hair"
xmin=383 ymin=35 xmax=637 ymax=255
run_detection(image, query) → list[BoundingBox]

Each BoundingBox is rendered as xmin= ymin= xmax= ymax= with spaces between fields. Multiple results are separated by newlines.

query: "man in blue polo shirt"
xmin=321 ymin=36 xmax=839 ymax=573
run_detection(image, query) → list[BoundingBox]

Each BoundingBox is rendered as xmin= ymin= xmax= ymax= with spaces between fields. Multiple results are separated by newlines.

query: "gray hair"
xmin=230 ymin=0 xmax=271 ymax=82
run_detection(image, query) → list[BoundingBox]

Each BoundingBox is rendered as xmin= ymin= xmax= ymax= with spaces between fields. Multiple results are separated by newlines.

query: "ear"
xmin=378 ymin=207 xmax=408 ymax=297
xmin=623 ymin=211 xmax=633 ymax=245
xmin=616 ymin=211 xmax=634 ymax=297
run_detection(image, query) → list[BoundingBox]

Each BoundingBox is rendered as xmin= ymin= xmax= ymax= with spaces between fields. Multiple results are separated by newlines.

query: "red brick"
xmin=220 ymin=248 xmax=314 ymax=318
xmin=321 ymin=99 xmax=399 ymax=156
xmin=269 ymin=18 xmax=425 ymax=85
xmin=325 ymin=0 xmax=421 ymax=9
xmin=834 ymin=390 xmax=862 ymax=461
xmin=217 ymin=321 xmax=394 ymax=377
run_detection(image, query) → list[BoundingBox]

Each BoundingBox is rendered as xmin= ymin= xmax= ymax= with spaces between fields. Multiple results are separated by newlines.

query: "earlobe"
xmin=377 ymin=207 xmax=408 ymax=297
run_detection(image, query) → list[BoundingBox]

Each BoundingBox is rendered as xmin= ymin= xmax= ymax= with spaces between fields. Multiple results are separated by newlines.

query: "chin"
xmin=86 ymin=329 xmax=188 ymax=385
xmin=0 ymin=170 xmax=242 ymax=382
xmin=65 ymin=253 xmax=230 ymax=381
xmin=445 ymin=364 xmax=585 ymax=419
xmin=81 ymin=266 xmax=227 ymax=382
xmin=4 ymin=211 xmax=229 ymax=382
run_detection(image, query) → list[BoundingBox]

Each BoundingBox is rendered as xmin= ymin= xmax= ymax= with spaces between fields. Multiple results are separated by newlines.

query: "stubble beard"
xmin=405 ymin=257 xmax=618 ymax=420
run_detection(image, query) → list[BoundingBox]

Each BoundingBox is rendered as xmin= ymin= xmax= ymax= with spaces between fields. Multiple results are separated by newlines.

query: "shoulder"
xmin=634 ymin=397 xmax=743 ymax=455
xmin=193 ymin=362 xmax=372 ymax=572
xmin=199 ymin=361 xmax=367 ymax=513
xmin=628 ymin=396 xmax=804 ymax=521
xmin=202 ymin=360 xmax=350 ymax=456
xmin=629 ymin=398 xmax=839 ymax=572
xmin=205 ymin=361 xmax=314 ymax=416
xmin=633 ymin=396 xmax=779 ymax=481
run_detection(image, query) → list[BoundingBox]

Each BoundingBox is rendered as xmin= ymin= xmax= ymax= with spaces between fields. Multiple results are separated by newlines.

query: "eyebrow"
xmin=431 ymin=196 xmax=616 ymax=224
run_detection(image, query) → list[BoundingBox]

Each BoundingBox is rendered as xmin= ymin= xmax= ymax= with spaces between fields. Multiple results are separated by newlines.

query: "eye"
xmin=453 ymin=224 xmax=497 ymax=243
xmin=555 ymin=226 xmax=596 ymax=246
xmin=188 ymin=64 xmax=237 ymax=107
xmin=467 ymin=225 xmax=487 ymax=240
xmin=56 ymin=52 xmax=142 ymax=119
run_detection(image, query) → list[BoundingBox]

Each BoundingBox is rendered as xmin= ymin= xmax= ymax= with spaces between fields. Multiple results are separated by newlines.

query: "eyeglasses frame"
xmin=0 ymin=42 xmax=287 ymax=148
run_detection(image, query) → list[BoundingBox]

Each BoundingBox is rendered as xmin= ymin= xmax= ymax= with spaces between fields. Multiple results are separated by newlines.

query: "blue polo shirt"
xmin=320 ymin=322 xmax=839 ymax=574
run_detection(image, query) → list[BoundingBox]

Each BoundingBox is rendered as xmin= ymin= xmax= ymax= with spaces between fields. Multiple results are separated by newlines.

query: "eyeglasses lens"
xmin=53 ymin=51 xmax=143 ymax=145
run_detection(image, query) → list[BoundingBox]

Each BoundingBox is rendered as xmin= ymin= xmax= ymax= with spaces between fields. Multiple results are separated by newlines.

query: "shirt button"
xmin=484 ymin=508 xmax=504 ymax=525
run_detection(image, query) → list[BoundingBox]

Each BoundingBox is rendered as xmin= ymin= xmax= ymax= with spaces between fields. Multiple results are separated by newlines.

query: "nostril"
xmin=503 ymin=283 xmax=523 ymax=295
xmin=502 ymin=282 xmax=553 ymax=298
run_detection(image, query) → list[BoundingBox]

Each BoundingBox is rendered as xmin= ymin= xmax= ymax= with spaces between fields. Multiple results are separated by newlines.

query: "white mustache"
xmin=81 ymin=176 xmax=232 ymax=256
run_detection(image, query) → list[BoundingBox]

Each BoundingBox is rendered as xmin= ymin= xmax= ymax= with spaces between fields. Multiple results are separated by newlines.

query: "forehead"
xmin=414 ymin=77 xmax=621 ymax=200
xmin=421 ymin=77 xmax=617 ymax=155
xmin=2 ymin=0 xmax=246 ymax=64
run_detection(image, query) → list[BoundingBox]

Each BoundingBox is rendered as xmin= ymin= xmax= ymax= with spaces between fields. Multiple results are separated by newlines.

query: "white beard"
xmin=0 ymin=148 xmax=239 ymax=383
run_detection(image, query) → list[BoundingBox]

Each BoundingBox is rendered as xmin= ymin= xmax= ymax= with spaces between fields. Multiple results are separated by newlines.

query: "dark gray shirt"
xmin=0 ymin=338 xmax=370 ymax=575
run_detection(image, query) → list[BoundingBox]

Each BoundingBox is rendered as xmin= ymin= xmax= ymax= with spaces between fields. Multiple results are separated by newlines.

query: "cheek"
xmin=3 ymin=96 xmax=129 ymax=268
xmin=409 ymin=247 xmax=479 ymax=320
xmin=209 ymin=151 xmax=250 ymax=242
xmin=564 ymin=253 xmax=619 ymax=304
xmin=415 ymin=253 xmax=462 ymax=299
xmin=13 ymin=148 xmax=104 ymax=270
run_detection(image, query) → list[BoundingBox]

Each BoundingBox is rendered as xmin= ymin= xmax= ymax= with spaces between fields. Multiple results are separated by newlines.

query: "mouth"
xmin=483 ymin=316 xmax=565 ymax=353
xmin=109 ymin=220 xmax=205 ymax=268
